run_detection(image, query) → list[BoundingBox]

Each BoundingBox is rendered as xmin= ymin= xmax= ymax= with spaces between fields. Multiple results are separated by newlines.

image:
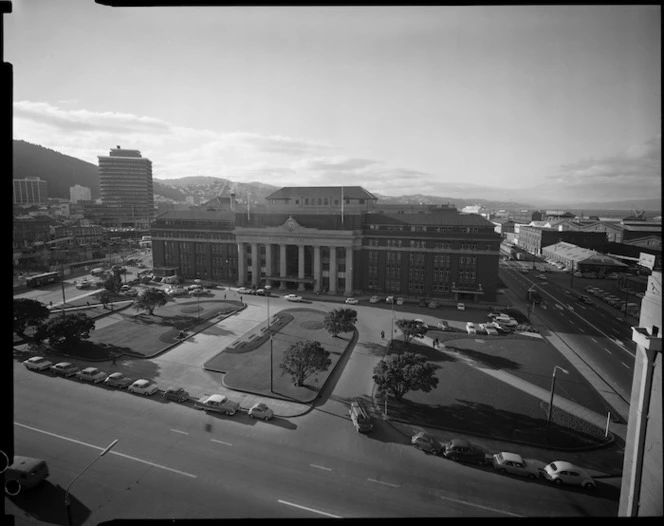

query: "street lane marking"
xmin=438 ymin=495 xmax=524 ymax=517
xmin=578 ymin=327 xmax=585 ymax=333
xmin=577 ymin=304 xmax=586 ymax=310
xmin=555 ymin=304 xmax=563 ymax=310
xmin=568 ymin=319 xmax=576 ymax=326
xmin=310 ymin=464 xmax=333 ymax=471
xmin=603 ymin=348 xmax=612 ymax=355
xmin=277 ymin=499 xmax=341 ymax=518
xmin=170 ymin=428 xmax=189 ymax=435
xmin=15 ymin=422 xmax=197 ymax=479
xmin=621 ymin=362 xmax=630 ymax=369
xmin=367 ymin=478 xmax=400 ymax=488
xmin=591 ymin=338 xmax=598 ymax=344
xmin=211 ymin=439 xmax=233 ymax=446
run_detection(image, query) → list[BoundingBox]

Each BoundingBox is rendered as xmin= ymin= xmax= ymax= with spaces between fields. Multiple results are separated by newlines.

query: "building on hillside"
xmin=13 ymin=177 xmax=48 ymax=205
xmin=97 ymin=146 xmax=154 ymax=228
xmin=150 ymin=186 xmax=502 ymax=302
xmin=518 ymin=226 xmax=608 ymax=256
xmin=541 ymin=241 xmax=628 ymax=274
xmin=70 ymin=184 xmax=92 ymax=203
xmin=508 ymin=210 xmax=542 ymax=224
xmin=619 ymin=271 xmax=662 ymax=516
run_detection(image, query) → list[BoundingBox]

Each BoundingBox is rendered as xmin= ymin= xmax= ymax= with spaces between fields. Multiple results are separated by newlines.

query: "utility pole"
xmin=266 ymin=285 xmax=273 ymax=392
xmin=546 ymin=366 xmax=569 ymax=425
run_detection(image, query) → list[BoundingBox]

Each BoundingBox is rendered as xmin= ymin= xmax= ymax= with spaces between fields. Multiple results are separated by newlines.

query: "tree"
xmin=395 ymin=319 xmax=428 ymax=343
xmin=103 ymin=273 xmax=122 ymax=294
xmin=36 ymin=312 xmax=95 ymax=347
xmin=280 ymin=340 xmax=332 ymax=387
xmin=372 ymin=352 xmax=439 ymax=401
xmin=13 ymin=298 xmax=50 ymax=336
xmin=133 ymin=287 xmax=168 ymax=315
xmin=98 ymin=290 xmax=112 ymax=308
xmin=323 ymin=308 xmax=357 ymax=337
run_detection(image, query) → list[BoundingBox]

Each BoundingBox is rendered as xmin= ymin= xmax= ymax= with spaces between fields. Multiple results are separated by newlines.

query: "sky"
xmin=6 ymin=2 xmax=662 ymax=205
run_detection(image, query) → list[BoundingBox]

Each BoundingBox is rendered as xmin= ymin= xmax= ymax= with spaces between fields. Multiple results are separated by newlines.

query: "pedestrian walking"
xmin=381 ymin=330 xmax=385 ymax=339
xmin=434 ymin=338 xmax=440 ymax=348
xmin=49 ymin=300 xmax=53 ymax=307
xmin=224 ymin=293 xmax=227 ymax=299
xmin=240 ymin=295 xmax=243 ymax=303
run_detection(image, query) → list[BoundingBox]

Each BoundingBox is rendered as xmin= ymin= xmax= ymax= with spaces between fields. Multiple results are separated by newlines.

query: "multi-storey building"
xmin=518 ymin=226 xmax=608 ymax=256
xmin=13 ymin=177 xmax=48 ymax=205
xmin=97 ymin=146 xmax=154 ymax=228
xmin=151 ymin=186 xmax=502 ymax=302
xmin=69 ymin=184 xmax=92 ymax=203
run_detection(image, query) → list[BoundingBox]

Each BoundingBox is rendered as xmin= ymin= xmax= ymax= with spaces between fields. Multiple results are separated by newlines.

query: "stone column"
xmin=329 ymin=245 xmax=337 ymax=294
xmin=313 ymin=245 xmax=321 ymax=293
xmin=265 ymin=243 xmax=273 ymax=287
xmin=237 ymin=242 xmax=246 ymax=286
xmin=251 ymin=243 xmax=259 ymax=287
xmin=279 ymin=243 xmax=287 ymax=290
xmin=344 ymin=246 xmax=353 ymax=296
xmin=297 ymin=245 xmax=305 ymax=291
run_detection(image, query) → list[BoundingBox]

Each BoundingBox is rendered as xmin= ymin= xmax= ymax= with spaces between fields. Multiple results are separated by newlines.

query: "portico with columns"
xmin=235 ymin=216 xmax=361 ymax=296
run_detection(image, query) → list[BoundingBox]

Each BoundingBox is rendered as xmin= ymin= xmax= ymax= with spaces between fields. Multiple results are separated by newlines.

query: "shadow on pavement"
xmin=7 ymin=481 xmax=90 ymax=526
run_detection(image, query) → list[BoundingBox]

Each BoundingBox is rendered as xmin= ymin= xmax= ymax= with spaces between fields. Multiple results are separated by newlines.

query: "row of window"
xmin=367 ymin=225 xmax=485 ymax=233
xmin=369 ymin=239 xmax=495 ymax=250
xmin=366 ymin=281 xmax=458 ymax=295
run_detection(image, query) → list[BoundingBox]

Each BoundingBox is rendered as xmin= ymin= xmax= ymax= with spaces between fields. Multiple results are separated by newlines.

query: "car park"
xmin=164 ymin=386 xmax=189 ymax=402
xmin=128 ymin=379 xmax=159 ymax=396
xmin=492 ymin=452 xmax=543 ymax=479
xmin=442 ymin=438 xmax=489 ymax=465
xmin=23 ymin=356 xmax=53 ymax=372
xmin=50 ymin=362 xmax=79 ymax=377
xmin=457 ymin=303 xmax=465 ymax=311
xmin=542 ymin=461 xmax=596 ymax=489
xmin=76 ymin=367 xmax=107 ymax=383
xmin=369 ymin=296 xmax=380 ymax=303
xmin=285 ymin=294 xmax=302 ymax=302
xmin=248 ymin=402 xmax=274 ymax=420
xmin=104 ymin=372 xmax=133 ymax=388
xmin=411 ymin=432 xmax=442 ymax=455
xmin=345 ymin=297 xmax=359 ymax=305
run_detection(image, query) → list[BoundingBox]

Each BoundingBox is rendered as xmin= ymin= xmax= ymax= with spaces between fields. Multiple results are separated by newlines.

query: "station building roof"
xmin=542 ymin=241 xmax=627 ymax=267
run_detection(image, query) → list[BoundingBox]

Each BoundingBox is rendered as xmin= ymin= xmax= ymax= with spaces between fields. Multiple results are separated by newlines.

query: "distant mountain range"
xmin=12 ymin=140 xmax=661 ymax=214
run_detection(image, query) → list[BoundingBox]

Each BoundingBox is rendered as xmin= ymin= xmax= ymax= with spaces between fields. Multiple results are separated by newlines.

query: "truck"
xmin=194 ymin=394 xmax=239 ymax=415
xmin=527 ymin=288 xmax=542 ymax=305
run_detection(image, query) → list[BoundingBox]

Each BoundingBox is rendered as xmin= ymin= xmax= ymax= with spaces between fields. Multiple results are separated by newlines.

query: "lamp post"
xmin=546 ymin=366 xmax=569 ymax=426
xmin=65 ymin=439 xmax=118 ymax=526
xmin=265 ymin=285 xmax=273 ymax=392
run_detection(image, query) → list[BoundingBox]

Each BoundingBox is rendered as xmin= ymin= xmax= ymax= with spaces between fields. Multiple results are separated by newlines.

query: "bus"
xmin=25 ymin=272 xmax=60 ymax=288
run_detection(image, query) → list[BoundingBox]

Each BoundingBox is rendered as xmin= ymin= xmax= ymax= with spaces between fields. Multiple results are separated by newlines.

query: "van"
xmin=349 ymin=399 xmax=374 ymax=433
xmin=4 ymin=456 xmax=49 ymax=494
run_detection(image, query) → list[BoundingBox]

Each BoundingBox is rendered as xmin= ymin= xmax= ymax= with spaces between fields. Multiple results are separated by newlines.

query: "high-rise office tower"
xmin=98 ymin=146 xmax=154 ymax=226
xmin=13 ymin=177 xmax=48 ymax=205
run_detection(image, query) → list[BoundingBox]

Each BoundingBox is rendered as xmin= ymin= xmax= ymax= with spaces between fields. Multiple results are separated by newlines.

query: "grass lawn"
xmin=204 ymin=307 xmax=355 ymax=403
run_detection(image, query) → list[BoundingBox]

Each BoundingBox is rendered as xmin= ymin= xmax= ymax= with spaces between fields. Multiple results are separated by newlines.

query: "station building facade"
xmin=150 ymin=186 xmax=502 ymax=302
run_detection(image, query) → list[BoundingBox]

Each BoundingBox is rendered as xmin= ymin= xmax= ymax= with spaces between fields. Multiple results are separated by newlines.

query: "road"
xmin=499 ymin=260 xmax=635 ymax=403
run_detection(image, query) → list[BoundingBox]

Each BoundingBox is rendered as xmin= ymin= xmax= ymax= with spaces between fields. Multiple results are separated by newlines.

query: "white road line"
xmin=367 ymin=478 xmax=400 ymax=488
xmin=541 ymin=304 xmax=547 ymax=310
xmin=170 ymin=428 xmax=189 ymax=435
xmin=438 ymin=495 xmax=524 ymax=518
xmin=277 ymin=499 xmax=342 ymax=518
xmin=603 ymin=348 xmax=612 ymax=355
xmin=15 ymin=422 xmax=197 ymax=478
xmin=210 ymin=438 xmax=233 ymax=446
xmin=577 ymin=304 xmax=586 ymax=310
xmin=592 ymin=338 xmax=598 ymax=344
xmin=568 ymin=319 xmax=575 ymax=326
xmin=555 ymin=304 xmax=563 ymax=310
xmin=310 ymin=464 xmax=333 ymax=471
xmin=578 ymin=327 xmax=585 ymax=333
xmin=621 ymin=362 xmax=630 ymax=369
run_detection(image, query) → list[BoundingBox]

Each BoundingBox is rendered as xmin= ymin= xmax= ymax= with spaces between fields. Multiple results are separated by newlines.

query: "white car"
xmin=345 ymin=297 xmax=359 ymax=305
xmin=466 ymin=322 xmax=477 ymax=334
xmin=128 ymin=379 xmax=159 ymax=396
xmin=76 ymin=367 xmax=108 ymax=384
xmin=385 ymin=296 xmax=394 ymax=304
xmin=369 ymin=296 xmax=380 ymax=303
xmin=457 ymin=303 xmax=465 ymax=311
xmin=248 ymin=402 xmax=274 ymax=420
xmin=396 ymin=297 xmax=404 ymax=305
xmin=492 ymin=452 xmax=544 ymax=479
xmin=542 ymin=461 xmax=596 ymax=489
xmin=23 ymin=356 xmax=53 ymax=372
xmin=284 ymin=294 xmax=302 ymax=302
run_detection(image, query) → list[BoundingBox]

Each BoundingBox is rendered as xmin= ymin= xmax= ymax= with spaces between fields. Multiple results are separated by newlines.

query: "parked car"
xmin=345 ymin=297 xmax=359 ymax=305
xmin=75 ymin=281 xmax=91 ymax=289
xmin=492 ymin=452 xmax=543 ymax=479
xmin=104 ymin=372 xmax=134 ymax=388
xmin=457 ymin=303 xmax=465 ymax=311
xmin=542 ymin=461 xmax=596 ymax=489
xmin=428 ymin=300 xmax=439 ymax=309
xmin=437 ymin=320 xmax=450 ymax=331
xmin=442 ymin=438 xmax=489 ymax=465
xmin=385 ymin=296 xmax=394 ymax=304
xmin=369 ymin=295 xmax=380 ymax=304
xmin=578 ymin=295 xmax=593 ymax=305
xmin=411 ymin=432 xmax=443 ymax=455
xmin=466 ymin=322 xmax=477 ymax=334
xmin=128 ymin=379 xmax=159 ymax=396
xmin=255 ymin=288 xmax=271 ymax=296
xmin=189 ymin=288 xmax=210 ymax=296
xmin=23 ymin=356 xmax=53 ymax=372
xmin=573 ymin=271 xmax=583 ymax=278
xmin=493 ymin=315 xmax=518 ymax=327
xmin=584 ymin=286 xmax=599 ymax=293
xmin=163 ymin=386 xmax=189 ymax=402
xmin=50 ymin=362 xmax=79 ymax=377
xmin=284 ymin=294 xmax=302 ymax=302
xmin=248 ymin=402 xmax=274 ymax=420
xmin=606 ymin=273 xmax=619 ymax=280
xmin=237 ymin=287 xmax=252 ymax=294
xmin=396 ymin=297 xmax=404 ymax=305
xmin=608 ymin=297 xmax=622 ymax=306
xmin=76 ymin=367 xmax=107 ymax=384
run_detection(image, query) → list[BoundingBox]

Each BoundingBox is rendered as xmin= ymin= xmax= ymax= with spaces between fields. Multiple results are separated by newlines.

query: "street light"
xmin=65 ymin=439 xmax=118 ymax=526
xmin=265 ymin=285 xmax=273 ymax=393
xmin=546 ymin=366 xmax=569 ymax=426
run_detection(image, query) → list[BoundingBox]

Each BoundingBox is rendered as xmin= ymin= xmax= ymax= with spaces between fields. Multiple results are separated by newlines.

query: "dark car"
xmin=164 ymin=386 xmax=189 ymax=402
xmin=442 ymin=438 xmax=489 ymax=465
xmin=104 ymin=372 xmax=134 ymax=388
